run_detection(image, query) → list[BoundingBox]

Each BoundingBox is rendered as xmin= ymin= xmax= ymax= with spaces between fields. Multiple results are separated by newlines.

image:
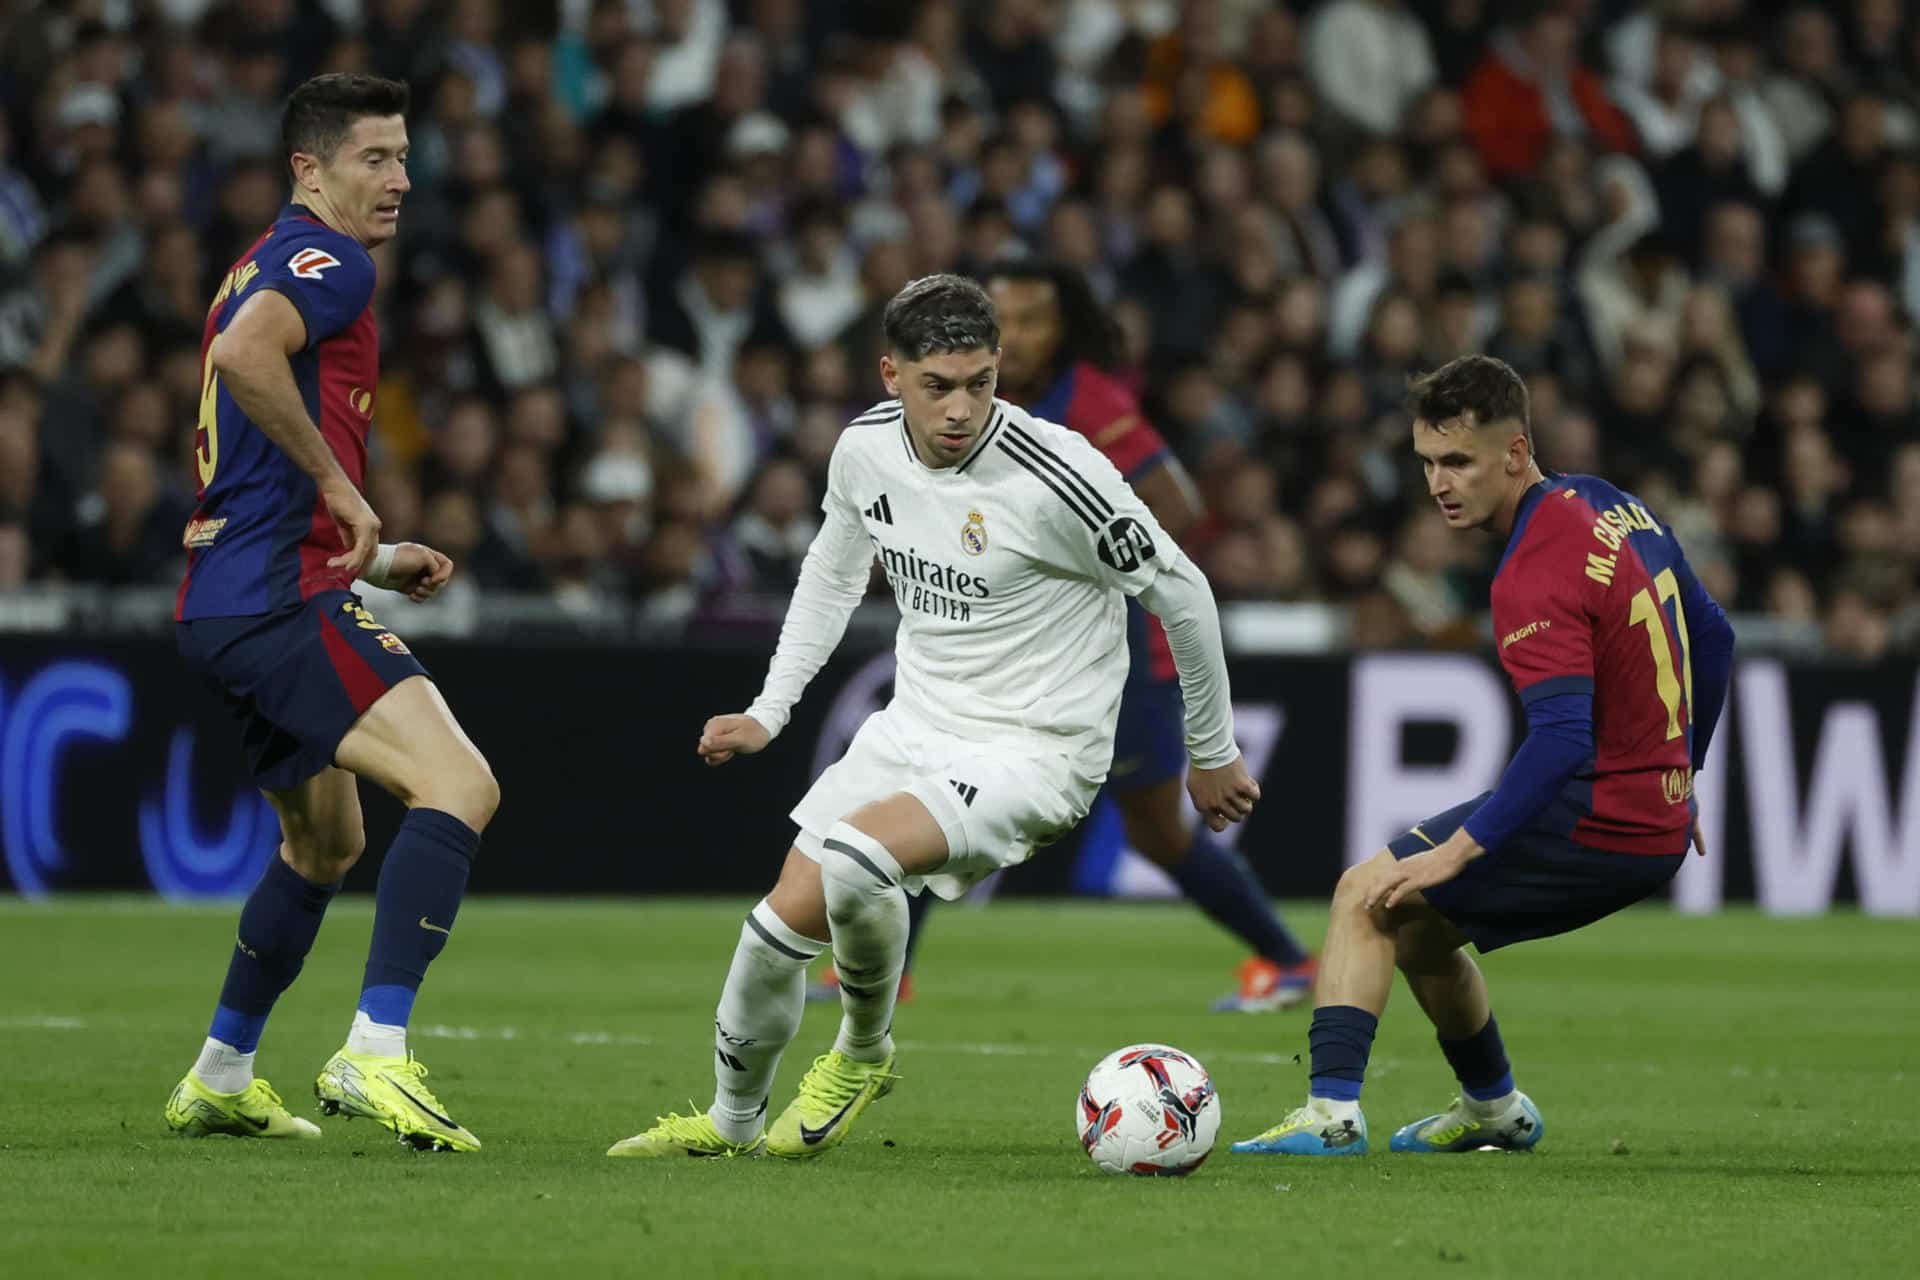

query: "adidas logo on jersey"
xmin=864 ymin=494 xmax=895 ymax=525
xmin=949 ymin=779 xmax=978 ymax=806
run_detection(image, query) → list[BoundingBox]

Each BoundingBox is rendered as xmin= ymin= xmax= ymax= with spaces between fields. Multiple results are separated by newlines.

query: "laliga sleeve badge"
xmin=961 ymin=509 xmax=988 ymax=556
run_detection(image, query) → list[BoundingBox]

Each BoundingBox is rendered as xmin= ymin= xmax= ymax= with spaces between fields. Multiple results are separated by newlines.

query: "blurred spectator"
xmin=52 ymin=440 xmax=186 ymax=586
xmin=713 ymin=456 xmax=819 ymax=593
xmin=1462 ymin=3 xmax=1638 ymax=182
xmin=1305 ymin=0 xmax=1437 ymax=138
xmin=647 ymin=228 xmax=790 ymax=380
xmin=778 ymin=199 xmax=863 ymax=348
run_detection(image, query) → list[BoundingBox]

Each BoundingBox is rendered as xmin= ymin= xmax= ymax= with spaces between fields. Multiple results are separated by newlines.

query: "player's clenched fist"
xmin=387 ymin=542 xmax=455 ymax=602
xmin=698 ymin=714 xmax=772 ymax=767
xmin=1186 ymin=755 xmax=1260 ymax=832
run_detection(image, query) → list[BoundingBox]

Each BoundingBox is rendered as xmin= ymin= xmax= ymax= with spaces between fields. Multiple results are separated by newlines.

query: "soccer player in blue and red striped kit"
xmin=161 ymin=74 xmax=497 ymax=1152
xmin=1235 ymin=354 xmax=1735 ymax=1156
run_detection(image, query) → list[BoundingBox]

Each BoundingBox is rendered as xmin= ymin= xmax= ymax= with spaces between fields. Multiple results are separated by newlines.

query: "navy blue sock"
xmin=358 ymin=808 xmax=480 ymax=1027
xmin=1168 ymin=829 xmax=1309 ymax=965
xmin=1439 ymin=1014 xmax=1515 ymax=1102
xmin=902 ymin=889 xmax=935 ymax=974
xmin=1308 ymin=1005 xmax=1379 ymax=1103
xmin=208 ymin=855 xmax=339 ymax=1053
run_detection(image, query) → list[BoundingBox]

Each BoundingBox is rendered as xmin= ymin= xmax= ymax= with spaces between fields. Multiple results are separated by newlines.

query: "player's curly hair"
xmin=282 ymin=73 xmax=410 ymax=166
xmin=883 ymin=274 xmax=1001 ymax=362
xmin=1407 ymin=355 xmax=1531 ymax=442
xmin=980 ymin=258 xmax=1125 ymax=371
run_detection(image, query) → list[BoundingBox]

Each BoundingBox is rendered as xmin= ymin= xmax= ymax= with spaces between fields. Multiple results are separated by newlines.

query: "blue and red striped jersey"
xmin=176 ymin=204 xmax=378 ymax=620
xmin=1031 ymin=361 xmax=1179 ymax=683
xmin=1491 ymin=474 xmax=1712 ymax=855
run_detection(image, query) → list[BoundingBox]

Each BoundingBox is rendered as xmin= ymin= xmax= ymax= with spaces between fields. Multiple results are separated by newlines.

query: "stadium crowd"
xmin=0 ymin=0 xmax=1917 ymax=656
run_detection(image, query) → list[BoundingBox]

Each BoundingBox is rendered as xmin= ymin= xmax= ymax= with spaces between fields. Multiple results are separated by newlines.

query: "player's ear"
xmin=289 ymin=151 xmax=320 ymax=194
xmin=879 ymin=353 xmax=900 ymax=396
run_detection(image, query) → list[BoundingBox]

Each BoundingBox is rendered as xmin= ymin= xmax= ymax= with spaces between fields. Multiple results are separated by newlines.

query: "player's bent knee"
xmin=455 ymin=759 xmax=501 ymax=830
xmin=415 ymin=758 xmax=500 ymax=834
xmin=281 ymin=823 xmax=366 ymax=880
xmin=819 ymin=822 xmax=906 ymax=928
xmin=1333 ymin=852 xmax=1404 ymax=932
xmin=1331 ymin=857 xmax=1377 ymax=907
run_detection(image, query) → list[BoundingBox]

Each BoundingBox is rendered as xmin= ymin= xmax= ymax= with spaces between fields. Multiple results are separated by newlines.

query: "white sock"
xmin=1465 ymin=1089 xmax=1518 ymax=1116
xmin=346 ymin=1009 xmax=407 ymax=1059
xmin=1307 ymin=1094 xmax=1362 ymax=1122
xmin=192 ymin=1038 xmax=255 ymax=1095
xmin=709 ymin=899 xmax=822 ymax=1143
xmin=819 ymin=823 xmax=909 ymax=1065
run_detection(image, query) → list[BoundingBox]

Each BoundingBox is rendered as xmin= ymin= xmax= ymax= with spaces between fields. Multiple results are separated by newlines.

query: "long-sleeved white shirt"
xmin=746 ymin=397 xmax=1237 ymax=779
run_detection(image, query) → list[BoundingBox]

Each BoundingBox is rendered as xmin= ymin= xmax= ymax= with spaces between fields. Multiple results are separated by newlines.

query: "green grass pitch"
xmin=2 ymin=898 xmax=1915 ymax=1278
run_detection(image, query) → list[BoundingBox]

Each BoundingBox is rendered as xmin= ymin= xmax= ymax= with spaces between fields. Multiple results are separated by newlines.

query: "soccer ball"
xmin=1075 ymin=1043 xmax=1220 ymax=1176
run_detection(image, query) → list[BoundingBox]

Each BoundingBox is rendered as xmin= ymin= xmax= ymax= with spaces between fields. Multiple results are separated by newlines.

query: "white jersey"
xmin=747 ymin=396 xmax=1228 ymax=780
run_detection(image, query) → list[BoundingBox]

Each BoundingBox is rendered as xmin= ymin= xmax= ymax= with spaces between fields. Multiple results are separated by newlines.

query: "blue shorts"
xmin=176 ymin=589 xmax=429 ymax=792
xmin=1105 ymin=677 xmax=1188 ymax=793
xmin=1387 ymin=792 xmax=1685 ymax=953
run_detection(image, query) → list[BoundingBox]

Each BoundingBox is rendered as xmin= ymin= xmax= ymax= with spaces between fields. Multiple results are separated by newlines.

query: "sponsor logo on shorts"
xmin=341 ymin=600 xmax=385 ymax=631
xmin=1662 ymin=766 xmax=1693 ymax=805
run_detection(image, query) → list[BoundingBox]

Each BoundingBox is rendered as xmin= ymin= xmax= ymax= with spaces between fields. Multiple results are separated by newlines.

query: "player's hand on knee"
xmin=1186 ymin=755 xmax=1260 ymax=832
xmin=1367 ymin=847 xmax=1468 ymax=911
xmin=698 ymin=714 xmax=772 ymax=766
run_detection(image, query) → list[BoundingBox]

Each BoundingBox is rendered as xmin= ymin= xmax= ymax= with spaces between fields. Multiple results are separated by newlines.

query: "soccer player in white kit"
xmin=607 ymin=275 xmax=1260 ymax=1160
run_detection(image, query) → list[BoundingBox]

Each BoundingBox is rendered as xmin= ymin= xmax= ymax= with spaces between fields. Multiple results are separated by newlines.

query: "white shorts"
xmin=790 ymin=707 xmax=1096 ymax=901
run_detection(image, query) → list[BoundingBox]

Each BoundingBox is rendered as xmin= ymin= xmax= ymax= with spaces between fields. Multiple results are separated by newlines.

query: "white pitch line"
xmin=0 ymin=1015 xmax=87 ymax=1029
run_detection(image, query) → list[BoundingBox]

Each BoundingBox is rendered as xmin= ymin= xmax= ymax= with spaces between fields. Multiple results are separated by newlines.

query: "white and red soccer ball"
xmin=1076 ymin=1043 xmax=1220 ymax=1176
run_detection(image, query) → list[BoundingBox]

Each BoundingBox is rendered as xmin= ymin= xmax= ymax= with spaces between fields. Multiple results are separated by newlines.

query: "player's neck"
xmin=288 ymin=191 xmax=356 ymax=243
xmin=1493 ymin=464 xmax=1548 ymax=537
xmin=908 ymin=433 xmax=954 ymax=470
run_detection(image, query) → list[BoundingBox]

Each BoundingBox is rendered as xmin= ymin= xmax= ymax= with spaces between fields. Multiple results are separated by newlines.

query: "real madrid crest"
xmin=961 ymin=509 xmax=988 ymax=556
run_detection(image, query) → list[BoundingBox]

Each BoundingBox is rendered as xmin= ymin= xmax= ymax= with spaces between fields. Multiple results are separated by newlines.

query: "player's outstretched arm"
xmin=210 ymin=289 xmax=379 ymax=574
xmin=1137 ymin=554 xmax=1258 ymax=831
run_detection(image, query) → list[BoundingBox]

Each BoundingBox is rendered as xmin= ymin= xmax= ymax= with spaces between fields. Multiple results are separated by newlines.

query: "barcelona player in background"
xmin=163 ymin=74 xmax=495 ymax=1152
xmin=813 ymin=260 xmax=1316 ymax=1013
xmin=1234 ymin=355 xmax=1735 ymax=1157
